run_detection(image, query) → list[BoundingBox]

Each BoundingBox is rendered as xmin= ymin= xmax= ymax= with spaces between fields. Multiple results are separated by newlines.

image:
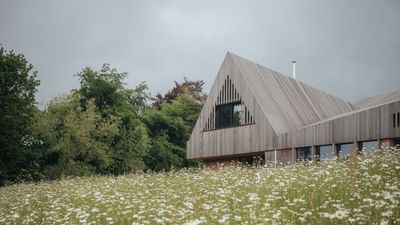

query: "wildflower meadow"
xmin=0 ymin=150 xmax=399 ymax=225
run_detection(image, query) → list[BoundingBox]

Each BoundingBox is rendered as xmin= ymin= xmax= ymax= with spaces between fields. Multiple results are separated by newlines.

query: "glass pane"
xmin=338 ymin=144 xmax=352 ymax=159
xmin=296 ymin=147 xmax=311 ymax=161
xmin=233 ymin=104 xmax=243 ymax=126
xmin=360 ymin=140 xmax=378 ymax=154
xmin=318 ymin=145 xmax=333 ymax=160
xmin=216 ymin=104 xmax=232 ymax=129
xmin=216 ymin=102 xmax=245 ymax=129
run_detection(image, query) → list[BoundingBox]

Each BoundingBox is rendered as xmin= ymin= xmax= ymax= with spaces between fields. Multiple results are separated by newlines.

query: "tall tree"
xmin=0 ymin=47 xmax=40 ymax=185
xmin=76 ymin=64 xmax=150 ymax=174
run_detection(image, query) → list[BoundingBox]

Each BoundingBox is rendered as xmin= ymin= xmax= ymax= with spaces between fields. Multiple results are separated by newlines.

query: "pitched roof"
xmin=353 ymin=90 xmax=400 ymax=109
xmin=228 ymin=52 xmax=357 ymax=134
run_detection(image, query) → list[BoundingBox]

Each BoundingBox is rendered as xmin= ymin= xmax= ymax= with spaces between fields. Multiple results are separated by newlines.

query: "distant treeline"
xmin=0 ymin=46 xmax=205 ymax=186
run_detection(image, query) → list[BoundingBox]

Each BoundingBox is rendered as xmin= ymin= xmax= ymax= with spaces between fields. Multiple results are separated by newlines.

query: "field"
xmin=0 ymin=151 xmax=399 ymax=225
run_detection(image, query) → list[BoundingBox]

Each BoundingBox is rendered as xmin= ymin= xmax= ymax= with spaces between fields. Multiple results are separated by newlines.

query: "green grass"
xmin=0 ymin=150 xmax=399 ymax=225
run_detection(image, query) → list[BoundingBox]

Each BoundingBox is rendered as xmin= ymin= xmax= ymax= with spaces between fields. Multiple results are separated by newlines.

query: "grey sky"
xmin=1 ymin=0 xmax=399 ymax=106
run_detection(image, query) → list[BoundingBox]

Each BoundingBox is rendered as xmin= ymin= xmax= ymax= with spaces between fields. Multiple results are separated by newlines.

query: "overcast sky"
xmin=1 ymin=0 xmax=399 ymax=105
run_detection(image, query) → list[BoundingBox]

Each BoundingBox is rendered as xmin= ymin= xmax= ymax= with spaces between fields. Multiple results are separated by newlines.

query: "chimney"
xmin=292 ymin=60 xmax=296 ymax=79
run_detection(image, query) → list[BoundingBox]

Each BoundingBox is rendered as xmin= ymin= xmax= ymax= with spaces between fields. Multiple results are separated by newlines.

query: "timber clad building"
xmin=187 ymin=52 xmax=400 ymax=166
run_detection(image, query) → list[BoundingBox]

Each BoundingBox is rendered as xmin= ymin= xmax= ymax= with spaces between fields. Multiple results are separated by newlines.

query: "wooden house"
xmin=187 ymin=52 xmax=400 ymax=166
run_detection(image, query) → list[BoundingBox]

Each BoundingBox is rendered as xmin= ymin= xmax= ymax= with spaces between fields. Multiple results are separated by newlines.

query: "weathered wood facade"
xmin=187 ymin=52 xmax=400 ymax=164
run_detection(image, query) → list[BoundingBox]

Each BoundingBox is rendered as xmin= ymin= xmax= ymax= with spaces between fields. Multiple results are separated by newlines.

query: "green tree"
xmin=33 ymin=94 xmax=120 ymax=179
xmin=144 ymin=134 xmax=185 ymax=171
xmin=76 ymin=64 xmax=150 ymax=174
xmin=0 ymin=47 xmax=40 ymax=185
xmin=143 ymin=93 xmax=203 ymax=171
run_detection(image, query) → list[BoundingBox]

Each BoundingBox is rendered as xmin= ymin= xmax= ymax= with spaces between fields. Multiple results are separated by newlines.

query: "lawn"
xmin=0 ymin=150 xmax=399 ymax=225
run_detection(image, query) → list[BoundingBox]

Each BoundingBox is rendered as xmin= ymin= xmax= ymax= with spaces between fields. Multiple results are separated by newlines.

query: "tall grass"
xmin=0 ymin=150 xmax=399 ymax=224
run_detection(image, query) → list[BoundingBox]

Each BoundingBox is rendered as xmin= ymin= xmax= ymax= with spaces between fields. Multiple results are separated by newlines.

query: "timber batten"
xmin=187 ymin=52 xmax=400 ymax=162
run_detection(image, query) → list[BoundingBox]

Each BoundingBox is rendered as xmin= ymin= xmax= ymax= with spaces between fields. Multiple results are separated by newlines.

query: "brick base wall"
xmin=264 ymin=149 xmax=293 ymax=165
xmin=277 ymin=149 xmax=293 ymax=164
xmin=380 ymin=139 xmax=396 ymax=150
xmin=351 ymin=142 xmax=359 ymax=155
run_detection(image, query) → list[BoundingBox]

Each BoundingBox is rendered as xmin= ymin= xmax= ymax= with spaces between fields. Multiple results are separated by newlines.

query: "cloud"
xmin=0 ymin=0 xmax=399 ymax=105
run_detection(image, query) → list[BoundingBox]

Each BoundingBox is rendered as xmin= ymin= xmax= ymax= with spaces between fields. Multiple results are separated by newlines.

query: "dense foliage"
xmin=0 ymin=150 xmax=399 ymax=224
xmin=0 ymin=47 xmax=204 ymax=185
xmin=143 ymin=94 xmax=202 ymax=171
xmin=0 ymin=47 xmax=40 ymax=186
xmin=152 ymin=78 xmax=206 ymax=108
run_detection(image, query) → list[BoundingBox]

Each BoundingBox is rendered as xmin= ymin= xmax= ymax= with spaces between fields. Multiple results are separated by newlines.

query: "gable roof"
xmin=227 ymin=52 xmax=357 ymax=134
xmin=353 ymin=90 xmax=400 ymax=109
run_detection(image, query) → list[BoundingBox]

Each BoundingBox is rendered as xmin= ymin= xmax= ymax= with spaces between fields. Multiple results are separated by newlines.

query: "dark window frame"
xmin=397 ymin=112 xmax=400 ymax=127
xmin=316 ymin=145 xmax=333 ymax=160
xmin=215 ymin=101 xmax=242 ymax=129
xmin=296 ymin=147 xmax=312 ymax=161
xmin=336 ymin=143 xmax=353 ymax=159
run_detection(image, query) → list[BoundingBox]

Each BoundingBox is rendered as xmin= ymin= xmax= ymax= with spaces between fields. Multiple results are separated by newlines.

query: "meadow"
xmin=0 ymin=150 xmax=399 ymax=225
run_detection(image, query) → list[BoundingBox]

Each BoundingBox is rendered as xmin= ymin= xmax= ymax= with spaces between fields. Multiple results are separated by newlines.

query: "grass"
xmin=0 ymin=150 xmax=399 ymax=225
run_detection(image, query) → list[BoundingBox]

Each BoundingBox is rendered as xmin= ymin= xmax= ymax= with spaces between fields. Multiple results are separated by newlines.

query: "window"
xmin=215 ymin=102 xmax=251 ymax=129
xmin=204 ymin=75 xmax=255 ymax=131
xmin=393 ymin=113 xmax=396 ymax=128
xmin=337 ymin=143 xmax=352 ymax=160
xmin=296 ymin=147 xmax=312 ymax=161
xmin=216 ymin=103 xmax=233 ymax=129
xmin=360 ymin=140 xmax=378 ymax=154
xmin=398 ymin=112 xmax=400 ymax=127
xmin=316 ymin=145 xmax=333 ymax=160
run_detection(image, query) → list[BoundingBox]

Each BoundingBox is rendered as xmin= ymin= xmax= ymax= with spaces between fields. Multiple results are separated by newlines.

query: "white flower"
xmin=372 ymin=175 xmax=382 ymax=182
xmin=184 ymin=202 xmax=194 ymax=209
xmin=91 ymin=208 xmax=100 ymax=212
xmin=183 ymin=219 xmax=204 ymax=225
xmin=247 ymin=192 xmax=260 ymax=202
xmin=382 ymin=210 xmax=393 ymax=217
xmin=335 ymin=210 xmax=346 ymax=219
xmin=255 ymin=172 xmax=261 ymax=184
xmin=380 ymin=219 xmax=389 ymax=225
xmin=202 ymin=204 xmax=211 ymax=210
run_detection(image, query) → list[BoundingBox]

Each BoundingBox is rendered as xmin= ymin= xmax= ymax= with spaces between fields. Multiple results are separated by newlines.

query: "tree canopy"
xmin=0 ymin=47 xmax=40 ymax=185
xmin=152 ymin=77 xmax=206 ymax=108
xmin=0 ymin=47 xmax=205 ymax=185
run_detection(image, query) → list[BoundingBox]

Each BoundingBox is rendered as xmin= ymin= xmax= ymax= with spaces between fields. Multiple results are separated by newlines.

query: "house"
xmin=187 ymin=52 xmax=400 ymax=167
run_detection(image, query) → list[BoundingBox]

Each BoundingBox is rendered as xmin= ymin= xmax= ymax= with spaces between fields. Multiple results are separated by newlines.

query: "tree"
xmin=33 ymin=93 xmax=120 ymax=179
xmin=152 ymin=77 xmax=206 ymax=108
xmin=0 ymin=46 xmax=40 ymax=185
xmin=29 ymin=64 xmax=150 ymax=179
xmin=144 ymin=134 xmax=185 ymax=171
xmin=76 ymin=64 xmax=150 ymax=174
xmin=143 ymin=93 xmax=203 ymax=171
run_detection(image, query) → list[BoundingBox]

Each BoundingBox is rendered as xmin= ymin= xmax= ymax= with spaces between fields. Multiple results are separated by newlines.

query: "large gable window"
xmin=216 ymin=102 xmax=243 ymax=129
xmin=204 ymin=75 xmax=255 ymax=131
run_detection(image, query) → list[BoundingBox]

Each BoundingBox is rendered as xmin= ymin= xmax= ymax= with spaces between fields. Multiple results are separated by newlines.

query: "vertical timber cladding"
xmin=279 ymin=101 xmax=400 ymax=151
xmin=202 ymin=73 xmax=257 ymax=157
xmin=187 ymin=51 xmax=400 ymax=160
xmin=380 ymin=101 xmax=400 ymax=139
xmin=197 ymin=53 xmax=277 ymax=159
